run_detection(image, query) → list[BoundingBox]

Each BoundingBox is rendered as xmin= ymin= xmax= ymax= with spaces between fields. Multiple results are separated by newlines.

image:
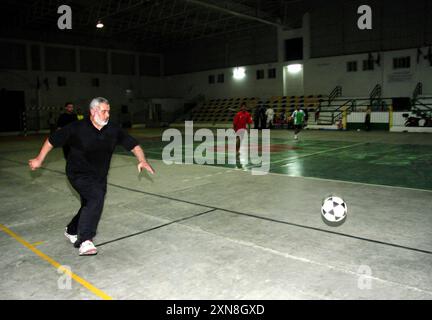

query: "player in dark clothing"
xmin=254 ymin=104 xmax=261 ymax=130
xmin=57 ymin=102 xmax=78 ymax=159
xmin=259 ymin=105 xmax=267 ymax=129
xmin=365 ymin=107 xmax=372 ymax=131
xmin=29 ymin=97 xmax=155 ymax=256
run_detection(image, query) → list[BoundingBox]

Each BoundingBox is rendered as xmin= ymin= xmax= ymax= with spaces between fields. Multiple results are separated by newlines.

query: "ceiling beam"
xmin=184 ymin=0 xmax=282 ymax=27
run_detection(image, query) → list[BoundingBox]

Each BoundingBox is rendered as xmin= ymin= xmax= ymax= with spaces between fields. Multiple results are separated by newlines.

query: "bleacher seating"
xmin=177 ymin=95 xmax=326 ymax=124
xmin=189 ymin=97 xmax=259 ymax=123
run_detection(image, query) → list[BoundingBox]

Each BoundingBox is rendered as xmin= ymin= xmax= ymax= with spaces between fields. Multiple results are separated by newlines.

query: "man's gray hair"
xmin=89 ymin=97 xmax=109 ymax=110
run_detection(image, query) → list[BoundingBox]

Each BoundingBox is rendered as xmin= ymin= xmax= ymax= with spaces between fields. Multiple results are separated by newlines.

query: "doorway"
xmin=0 ymin=89 xmax=25 ymax=132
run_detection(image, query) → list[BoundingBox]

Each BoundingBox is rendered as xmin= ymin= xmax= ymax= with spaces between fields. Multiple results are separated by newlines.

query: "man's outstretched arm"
xmin=28 ymin=138 xmax=54 ymax=170
xmin=131 ymin=145 xmax=155 ymax=174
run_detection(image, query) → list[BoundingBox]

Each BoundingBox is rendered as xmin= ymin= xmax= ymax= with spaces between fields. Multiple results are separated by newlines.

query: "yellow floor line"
xmin=31 ymin=241 xmax=44 ymax=246
xmin=0 ymin=224 xmax=113 ymax=300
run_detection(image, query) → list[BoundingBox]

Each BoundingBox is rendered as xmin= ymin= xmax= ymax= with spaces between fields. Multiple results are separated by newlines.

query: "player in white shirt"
xmin=265 ymin=106 xmax=275 ymax=129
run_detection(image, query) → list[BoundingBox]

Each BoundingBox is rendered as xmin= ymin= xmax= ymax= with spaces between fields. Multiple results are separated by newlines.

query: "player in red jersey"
xmin=233 ymin=102 xmax=253 ymax=155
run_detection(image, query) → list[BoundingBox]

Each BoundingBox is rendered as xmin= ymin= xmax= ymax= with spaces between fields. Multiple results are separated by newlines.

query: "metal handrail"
xmin=318 ymin=97 xmax=393 ymax=124
xmin=327 ymin=86 xmax=342 ymax=107
xmin=413 ymin=82 xmax=423 ymax=101
xmin=413 ymin=100 xmax=432 ymax=112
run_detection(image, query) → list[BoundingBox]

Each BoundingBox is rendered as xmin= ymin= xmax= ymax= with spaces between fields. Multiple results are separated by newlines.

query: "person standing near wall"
xmin=57 ymin=102 xmax=78 ymax=159
xmin=365 ymin=107 xmax=372 ymax=131
xmin=76 ymin=107 xmax=84 ymax=121
xmin=48 ymin=111 xmax=56 ymax=134
xmin=254 ymin=104 xmax=261 ymax=130
xmin=259 ymin=104 xmax=267 ymax=129
xmin=315 ymin=103 xmax=321 ymax=124
xmin=280 ymin=110 xmax=287 ymax=128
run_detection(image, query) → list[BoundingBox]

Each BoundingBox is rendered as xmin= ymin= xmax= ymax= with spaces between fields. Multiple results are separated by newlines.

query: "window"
xmin=256 ymin=69 xmax=265 ymax=80
xmin=111 ymin=52 xmax=135 ymax=75
xmin=393 ymin=57 xmax=411 ymax=69
xmin=217 ymin=73 xmax=224 ymax=83
xmin=139 ymin=55 xmax=160 ymax=76
xmin=347 ymin=61 xmax=357 ymax=72
xmin=91 ymin=78 xmax=100 ymax=87
xmin=284 ymin=38 xmax=303 ymax=61
xmin=57 ymin=76 xmax=67 ymax=87
xmin=208 ymin=75 xmax=215 ymax=84
xmin=31 ymin=45 xmax=41 ymax=71
xmin=45 ymin=47 xmax=75 ymax=72
xmin=363 ymin=59 xmax=374 ymax=71
xmin=268 ymin=68 xmax=276 ymax=79
xmin=80 ymin=49 xmax=108 ymax=74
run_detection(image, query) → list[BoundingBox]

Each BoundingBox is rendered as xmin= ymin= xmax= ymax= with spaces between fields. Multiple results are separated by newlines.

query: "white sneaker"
xmin=294 ymin=135 xmax=298 ymax=140
xmin=79 ymin=240 xmax=98 ymax=256
xmin=64 ymin=229 xmax=77 ymax=244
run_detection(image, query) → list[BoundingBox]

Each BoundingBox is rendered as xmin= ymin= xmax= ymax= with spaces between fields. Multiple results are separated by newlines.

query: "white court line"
xmin=214 ymin=161 xmax=432 ymax=193
xmin=115 ymin=147 xmax=432 ymax=194
xmin=268 ymin=142 xmax=367 ymax=165
xmin=179 ymin=222 xmax=432 ymax=297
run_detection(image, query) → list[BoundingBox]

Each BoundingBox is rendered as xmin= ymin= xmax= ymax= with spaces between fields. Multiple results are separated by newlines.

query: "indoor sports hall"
xmin=0 ymin=0 xmax=431 ymax=300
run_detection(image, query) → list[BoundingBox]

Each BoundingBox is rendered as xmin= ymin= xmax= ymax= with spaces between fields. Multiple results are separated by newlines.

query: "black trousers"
xmin=365 ymin=116 xmax=371 ymax=131
xmin=66 ymin=174 xmax=107 ymax=245
xmin=294 ymin=124 xmax=303 ymax=134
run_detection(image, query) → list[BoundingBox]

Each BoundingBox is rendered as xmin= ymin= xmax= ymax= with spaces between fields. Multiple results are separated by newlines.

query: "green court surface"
xmin=116 ymin=134 xmax=432 ymax=191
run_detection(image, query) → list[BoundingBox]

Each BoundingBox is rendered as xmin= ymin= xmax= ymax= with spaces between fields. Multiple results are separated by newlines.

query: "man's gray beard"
xmin=95 ymin=115 xmax=108 ymax=127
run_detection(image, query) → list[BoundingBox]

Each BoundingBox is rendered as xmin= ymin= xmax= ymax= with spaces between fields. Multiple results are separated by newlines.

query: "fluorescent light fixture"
xmin=96 ymin=21 xmax=104 ymax=28
xmin=287 ymin=64 xmax=302 ymax=74
xmin=233 ymin=67 xmax=246 ymax=80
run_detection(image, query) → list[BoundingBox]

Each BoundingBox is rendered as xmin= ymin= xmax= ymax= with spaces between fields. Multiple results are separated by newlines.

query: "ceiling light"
xmin=96 ymin=20 xmax=104 ymax=29
xmin=287 ymin=64 xmax=302 ymax=74
xmin=233 ymin=67 xmax=246 ymax=80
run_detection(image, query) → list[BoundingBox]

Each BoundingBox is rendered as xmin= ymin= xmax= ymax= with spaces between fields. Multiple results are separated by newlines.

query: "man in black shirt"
xmin=28 ymin=97 xmax=155 ymax=256
xmin=57 ymin=102 xmax=78 ymax=159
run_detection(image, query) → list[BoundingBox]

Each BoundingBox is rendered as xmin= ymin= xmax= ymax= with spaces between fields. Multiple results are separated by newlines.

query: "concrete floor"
xmin=0 ymin=129 xmax=431 ymax=299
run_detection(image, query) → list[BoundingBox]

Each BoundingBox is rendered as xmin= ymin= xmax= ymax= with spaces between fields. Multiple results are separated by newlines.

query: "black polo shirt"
xmin=49 ymin=118 xmax=139 ymax=178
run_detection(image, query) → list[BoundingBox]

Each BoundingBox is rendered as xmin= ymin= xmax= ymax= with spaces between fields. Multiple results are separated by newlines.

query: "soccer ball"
xmin=321 ymin=196 xmax=347 ymax=224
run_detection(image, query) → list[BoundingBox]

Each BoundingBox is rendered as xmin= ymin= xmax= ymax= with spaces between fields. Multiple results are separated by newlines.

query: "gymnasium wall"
xmin=0 ymin=39 xmax=165 ymax=127
xmin=309 ymin=0 xmax=432 ymax=58
xmin=2 ymin=0 xmax=432 ymax=129
xmin=162 ymin=45 xmax=432 ymax=101
xmin=162 ymin=2 xmax=432 ymax=102
xmin=163 ymin=25 xmax=278 ymax=75
xmin=163 ymin=61 xmax=284 ymax=101
xmin=304 ymin=46 xmax=432 ymax=97
xmin=2 ymin=40 xmax=431 ymax=117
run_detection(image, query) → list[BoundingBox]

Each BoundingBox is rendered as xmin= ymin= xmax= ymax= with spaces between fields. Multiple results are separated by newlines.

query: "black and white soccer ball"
xmin=321 ymin=196 xmax=347 ymax=223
